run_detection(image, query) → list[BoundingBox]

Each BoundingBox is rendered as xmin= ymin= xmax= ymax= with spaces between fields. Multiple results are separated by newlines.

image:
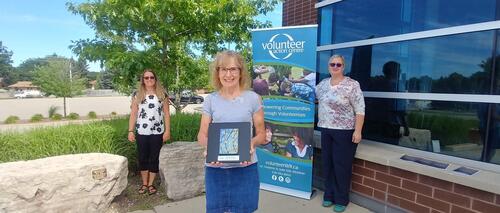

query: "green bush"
xmin=88 ymin=111 xmax=97 ymax=119
xmin=30 ymin=114 xmax=44 ymax=122
xmin=48 ymin=106 xmax=59 ymax=118
xmin=408 ymin=111 xmax=478 ymax=146
xmin=4 ymin=116 xmax=20 ymax=124
xmin=68 ymin=113 xmax=80 ymax=120
xmin=51 ymin=113 xmax=63 ymax=121
xmin=0 ymin=124 xmax=134 ymax=164
xmin=0 ymin=113 xmax=202 ymax=172
xmin=170 ymin=113 xmax=201 ymax=142
xmin=110 ymin=111 xmax=117 ymax=116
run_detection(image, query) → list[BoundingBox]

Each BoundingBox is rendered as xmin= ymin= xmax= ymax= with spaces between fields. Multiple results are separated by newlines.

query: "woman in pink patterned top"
xmin=315 ymin=54 xmax=365 ymax=212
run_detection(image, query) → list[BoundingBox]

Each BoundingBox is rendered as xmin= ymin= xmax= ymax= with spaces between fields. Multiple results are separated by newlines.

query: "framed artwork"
xmin=206 ymin=122 xmax=251 ymax=163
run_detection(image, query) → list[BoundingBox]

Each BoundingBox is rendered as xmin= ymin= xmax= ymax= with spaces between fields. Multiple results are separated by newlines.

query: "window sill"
xmin=313 ymin=131 xmax=500 ymax=194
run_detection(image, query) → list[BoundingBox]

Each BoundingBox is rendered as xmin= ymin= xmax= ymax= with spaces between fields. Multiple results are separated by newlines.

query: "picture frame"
xmin=206 ymin=122 xmax=251 ymax=163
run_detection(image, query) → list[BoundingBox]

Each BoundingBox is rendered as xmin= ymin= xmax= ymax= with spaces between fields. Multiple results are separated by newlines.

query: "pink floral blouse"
xmin=316 ymin=77 xmax=365 ymax=130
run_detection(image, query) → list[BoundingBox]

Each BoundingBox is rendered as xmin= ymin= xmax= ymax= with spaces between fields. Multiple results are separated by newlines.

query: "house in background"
xmin=8 ymin=81 xmax=39 ymax=92
xmin=89 ymin=80 xmax=97 ymax=90
xmin=7 ymin=81 xmax=43 ymax=98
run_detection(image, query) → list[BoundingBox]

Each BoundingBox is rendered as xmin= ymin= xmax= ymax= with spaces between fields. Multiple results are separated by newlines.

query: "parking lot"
xmin=0 ymin=95 xmax=206 ymax=122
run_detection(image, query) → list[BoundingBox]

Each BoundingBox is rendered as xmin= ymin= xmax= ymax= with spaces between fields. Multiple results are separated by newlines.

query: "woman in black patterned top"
xmin=128 ymin=69 xmax=170 ymax=195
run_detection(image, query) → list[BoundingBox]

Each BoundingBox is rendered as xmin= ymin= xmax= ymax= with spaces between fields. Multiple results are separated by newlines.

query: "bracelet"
xmin=128 ymin=130 xmax=134 ymax=133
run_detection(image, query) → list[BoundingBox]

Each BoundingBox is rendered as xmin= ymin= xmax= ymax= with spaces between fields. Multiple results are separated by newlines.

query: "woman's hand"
xmin=352 ymin=130 xmax=362 ymax=143
xmin=128 ymin=132 xmax=135 ymax=142
xmin=204 ymin=147 xmax=225 ymax=167
xmin=162 ymin=131 xmax=170 ymax=143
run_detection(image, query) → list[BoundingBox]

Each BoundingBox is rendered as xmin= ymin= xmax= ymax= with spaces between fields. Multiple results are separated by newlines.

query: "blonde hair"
xmin=210 ymin=50 xmax=250 ymax=90
xmin=134 ymin=69 xmax=166 ymax=104
xmin=329 ymin=54 xmax=345 ymax=64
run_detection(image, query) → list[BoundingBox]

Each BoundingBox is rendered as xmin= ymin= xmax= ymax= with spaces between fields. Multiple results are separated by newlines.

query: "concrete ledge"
xmin=356 ymin=140 xmax=500 ymax=195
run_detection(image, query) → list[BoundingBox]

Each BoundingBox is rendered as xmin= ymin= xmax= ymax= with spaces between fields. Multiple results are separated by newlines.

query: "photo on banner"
xmin=251 ymin=25 xmax=317 ymax=199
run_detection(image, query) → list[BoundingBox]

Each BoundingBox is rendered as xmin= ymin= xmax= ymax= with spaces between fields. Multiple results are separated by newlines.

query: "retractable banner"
xmin=251 ymin=25 xmax=317 ymax=199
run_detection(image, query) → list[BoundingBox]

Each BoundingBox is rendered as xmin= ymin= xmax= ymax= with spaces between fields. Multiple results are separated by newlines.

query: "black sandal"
xmin=148 ymin=185 xmax=157 ymax=195
xmin=138 ymin=185 xmax=148 ymax=194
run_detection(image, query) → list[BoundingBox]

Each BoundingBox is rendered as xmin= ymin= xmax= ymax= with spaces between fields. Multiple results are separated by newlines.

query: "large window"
xmin=318 ymin=31 xmax=496 ymax=95
xmin=363 ymin=98 xmax=500 ymax=163
xmin=318 ymin=0 xmax=498 ymax=45
xmin=317 ymin=3 xmax=500 ymax=163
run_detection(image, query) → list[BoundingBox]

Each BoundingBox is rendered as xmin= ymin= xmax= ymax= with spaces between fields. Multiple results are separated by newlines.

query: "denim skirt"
xmin=205 ymin=163 xmax=259 ymax=213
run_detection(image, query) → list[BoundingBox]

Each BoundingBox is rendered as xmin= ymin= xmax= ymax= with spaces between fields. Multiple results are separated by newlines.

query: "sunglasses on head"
xmin=143 ymin=76 xmax=155 ymax=80
xmin=329 ymin=63 xmax=343 ymax=68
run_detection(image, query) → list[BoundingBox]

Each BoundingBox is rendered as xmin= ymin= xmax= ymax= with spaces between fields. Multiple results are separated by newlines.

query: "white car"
xmin=14 ymin=90 xmax=42 ymax=98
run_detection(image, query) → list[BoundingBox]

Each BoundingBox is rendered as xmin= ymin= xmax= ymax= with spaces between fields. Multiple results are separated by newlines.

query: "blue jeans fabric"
xmin=205 ymin=163 xmax=259 ymax=213
xmin=320 ymin=128 xmax=357 ymax=206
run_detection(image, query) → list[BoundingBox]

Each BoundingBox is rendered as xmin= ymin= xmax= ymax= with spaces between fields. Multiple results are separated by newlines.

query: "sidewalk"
xmin=130 ymin=189 xmax=372 ymax=213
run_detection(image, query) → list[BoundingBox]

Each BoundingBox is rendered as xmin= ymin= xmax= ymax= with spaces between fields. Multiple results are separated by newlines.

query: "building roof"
xmin=8 ymin=81 xmax=39 ymax=88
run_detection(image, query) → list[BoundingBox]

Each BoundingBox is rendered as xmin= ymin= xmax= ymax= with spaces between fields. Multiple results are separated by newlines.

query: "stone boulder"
xmin=0 ymin=153 xmax=128 ymax=213
xmin=399 ymin=127 xmax=432 ymax=151
xmin=159 ymin=142 xmax=205 ymax=200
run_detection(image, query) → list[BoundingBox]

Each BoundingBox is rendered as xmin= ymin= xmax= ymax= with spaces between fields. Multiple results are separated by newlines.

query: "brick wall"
xmin=283 ymin=0 xmax=317 ymax=26
xmin=351 ymin=159 xmax=500 ymax=213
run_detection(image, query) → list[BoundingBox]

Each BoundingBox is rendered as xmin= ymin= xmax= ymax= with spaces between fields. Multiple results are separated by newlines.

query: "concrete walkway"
xmin=130 ymin=189 xmax=372 ymax=213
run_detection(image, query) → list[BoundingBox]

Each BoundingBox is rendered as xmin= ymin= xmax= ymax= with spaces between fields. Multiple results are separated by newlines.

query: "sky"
xmin=0 ymin=0 xmax=282 ymax=72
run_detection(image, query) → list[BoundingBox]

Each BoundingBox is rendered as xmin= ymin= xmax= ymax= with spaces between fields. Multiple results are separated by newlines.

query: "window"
xmin=317 ymin=31 xmax=495 ymax=95
xmin=318 ymin=0 xmax=497 ymax=45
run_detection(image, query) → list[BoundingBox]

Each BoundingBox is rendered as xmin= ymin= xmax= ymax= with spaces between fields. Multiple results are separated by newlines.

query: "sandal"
xmin=138 ymin=185 xmax=148 ymax=194
xmin=148 ymin=185 xmax=157 ymax=195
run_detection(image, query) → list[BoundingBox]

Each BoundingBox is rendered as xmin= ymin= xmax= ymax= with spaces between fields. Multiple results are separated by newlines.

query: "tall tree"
xmin=67 ymin=0 xmax=279 ymax=111
xmin=0 ymin=41 xmax=16 ymax=87
xmin=15 ymin=54 xmax=89 ymax=82
xmin=33 ymin=57 xmax=87 ymax=117
xmin=16 ymin=57 xmax=49 ymax=82
xmin=97 ymin=69 xmax=114 ymax=89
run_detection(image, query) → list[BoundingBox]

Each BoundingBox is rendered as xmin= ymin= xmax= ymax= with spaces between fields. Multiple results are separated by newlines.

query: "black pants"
xmin=321 ymin=128 xmax=357 ymax=206
xmin=136 ymin=134 xmax=163 ymax=173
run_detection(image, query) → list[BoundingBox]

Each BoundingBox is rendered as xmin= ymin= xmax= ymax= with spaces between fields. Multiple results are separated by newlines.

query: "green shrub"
xmin=0 ymin=113 xmax=202 ymax=172
xmin=4 ymin=116 xmax=20 ymax=124
xmin=0 ymin=124 xmax=133 ymax=163
xmin=68 ymin=113 xmax=80 ymax=120
xmin=48 ymin=106 xmax=59 ymax=118
xmin=110 ymin=111 xmax=117 ymax=116
xmin=170 ymin=113 xmax=201 ymax=142
xmin=88 ymin=111 xmax=97 ymax=119
xmin=30 ymin=114 xmax=44 ymax=122
xmin=51 ymin=113 xmax=63 ymax=121
xmin=408 ymin=111 xmax=478 ymax=146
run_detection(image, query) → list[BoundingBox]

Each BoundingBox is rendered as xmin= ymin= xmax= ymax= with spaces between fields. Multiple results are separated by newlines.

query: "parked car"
xmin=168 ymin=90 xmax=204 ymax=104
xmin=13 ymin=90 xmax=43 ymax=98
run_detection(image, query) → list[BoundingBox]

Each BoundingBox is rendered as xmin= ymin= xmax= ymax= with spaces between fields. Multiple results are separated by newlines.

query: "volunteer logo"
xmin=261 ymin=33 xmax=305 ymax=60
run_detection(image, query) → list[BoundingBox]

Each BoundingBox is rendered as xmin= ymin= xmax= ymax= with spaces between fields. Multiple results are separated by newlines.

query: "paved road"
xmin=0 ymin=96 xmax=205 ymax=122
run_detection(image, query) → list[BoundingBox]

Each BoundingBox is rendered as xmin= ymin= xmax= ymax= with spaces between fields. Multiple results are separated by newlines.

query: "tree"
xmin=67 ymin=0 xmax=279 ymax=112
xmin=97 ymin=69 xmax=114 ymax=89
xmin=16 ymin=54 xmax=90 ymax=82
xmin=33 ymin=57 xmax=87 ymax=117
xmin=0 ymin=41 xmax=16 ymax=87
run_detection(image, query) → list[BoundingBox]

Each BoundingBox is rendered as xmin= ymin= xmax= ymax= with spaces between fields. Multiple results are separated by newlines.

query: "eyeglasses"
xmin=218 ymin=67 xmax=240 ymax=74
xmin=329 ymin=63 xmax=343 ymax=68
xmin=143 ymin=76 xmax=155 ymax=80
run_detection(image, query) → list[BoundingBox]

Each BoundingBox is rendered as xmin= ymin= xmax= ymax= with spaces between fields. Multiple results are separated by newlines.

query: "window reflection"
xmin=319 ymin=0 xmax=497 ymax=45
xmin=363 ymin=99 xmax=500 ymax=164
xmin=318 ymin=31 xmax=495 ymax=94
xmin=483 ymin=104 xmax=500 ymax=164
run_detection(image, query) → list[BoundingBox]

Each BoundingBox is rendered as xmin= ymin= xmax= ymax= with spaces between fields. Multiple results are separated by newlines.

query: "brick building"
xmin=282 ymin=0 xmax=316 ymax=26
xmin=285 ymin=0 xmax=500 ymax=212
